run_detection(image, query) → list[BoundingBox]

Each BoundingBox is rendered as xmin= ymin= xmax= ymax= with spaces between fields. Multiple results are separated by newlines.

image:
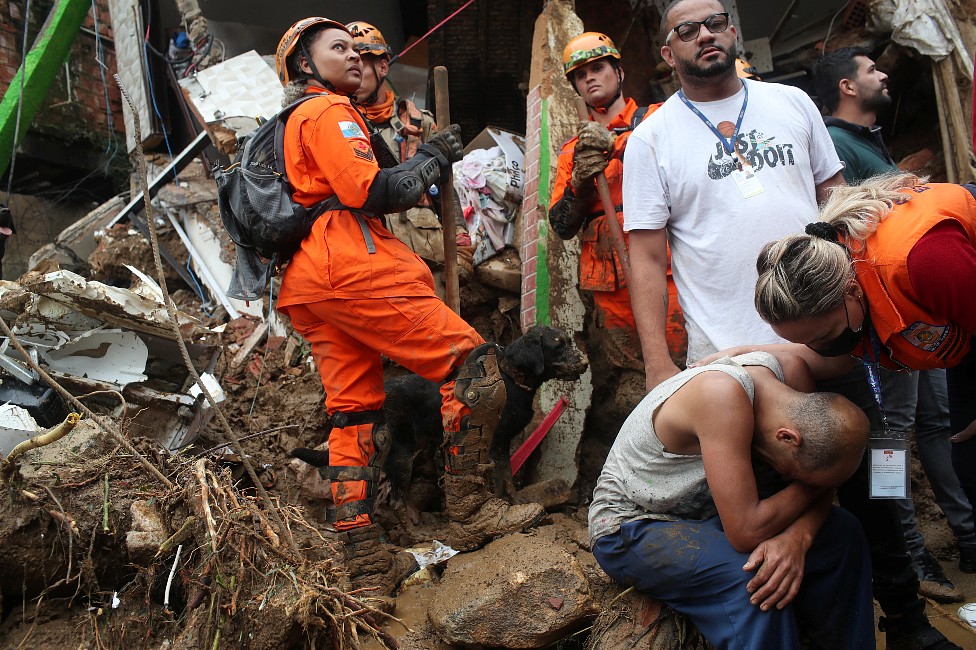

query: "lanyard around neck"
xmin=678 ymin=80 xmax=748 ymax=158
xmin=861 ymin=319 xmax=892 ymax=434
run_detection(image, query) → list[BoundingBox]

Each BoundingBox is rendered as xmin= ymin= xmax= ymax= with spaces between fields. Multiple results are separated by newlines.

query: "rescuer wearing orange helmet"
xmin=274 ymin=17 xmax=544 ymax=599
xmin=549 ymin=32 xmax=687 ymax=373
xmin=345 ymin=20 xmax=461 ymax=277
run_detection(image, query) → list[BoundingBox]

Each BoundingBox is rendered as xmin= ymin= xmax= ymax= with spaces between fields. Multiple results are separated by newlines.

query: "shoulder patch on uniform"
xmin=349 ymin=139 xmax=375 ymax=162
xmin=338 ymin=121 xmax=366 ymax=139
xmin=901 ymin=322 xmax=948 ymax=352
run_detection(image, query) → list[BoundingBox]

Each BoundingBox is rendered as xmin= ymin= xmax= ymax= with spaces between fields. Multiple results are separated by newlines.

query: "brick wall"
xmin=426 ymin=0 xmax=542 ymax=139
xmin=520 ymin=85 xmax=543 ymax=330
xmin=0 ymin=0 xmax=124 ymax=145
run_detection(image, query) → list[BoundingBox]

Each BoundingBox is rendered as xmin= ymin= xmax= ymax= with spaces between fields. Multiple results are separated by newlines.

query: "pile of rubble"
xmin=0 ymin=152 xmax=707 ymax=648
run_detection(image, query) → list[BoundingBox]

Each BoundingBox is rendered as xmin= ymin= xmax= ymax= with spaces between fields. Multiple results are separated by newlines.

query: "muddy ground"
xmin=1 ymin=174 xmax=975 ymax=648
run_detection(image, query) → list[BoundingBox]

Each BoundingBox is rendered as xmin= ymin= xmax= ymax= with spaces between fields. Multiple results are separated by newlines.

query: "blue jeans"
xmin=948 ymin=343 xmax=976 ymax=524
xmin=591 ymin=508 xmax=874 ymax=650
xmin=882 ymin=368 xmax=976 ymax=555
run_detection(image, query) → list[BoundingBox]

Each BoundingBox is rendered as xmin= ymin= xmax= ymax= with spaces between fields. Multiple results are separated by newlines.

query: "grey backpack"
xmin=214 ymin=94 xmax=341 ymax=301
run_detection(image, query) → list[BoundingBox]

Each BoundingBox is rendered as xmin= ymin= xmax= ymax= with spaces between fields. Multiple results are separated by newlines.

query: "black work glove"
xmin=422 ymin=124 xmax=464 ymax=165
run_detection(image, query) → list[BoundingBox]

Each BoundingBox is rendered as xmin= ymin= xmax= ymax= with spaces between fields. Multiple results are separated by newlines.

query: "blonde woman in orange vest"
xmin=752 ymin=172 xmax=976 ymax=573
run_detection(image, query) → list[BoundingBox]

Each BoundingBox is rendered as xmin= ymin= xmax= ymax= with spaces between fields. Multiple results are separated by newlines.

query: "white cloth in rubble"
xmin=454 ymin=147 xmax=518 ymax=265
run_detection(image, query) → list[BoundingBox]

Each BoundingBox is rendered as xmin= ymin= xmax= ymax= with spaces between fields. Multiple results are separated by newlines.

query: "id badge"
xmin=869 ymin=432 xmax=909 ymax=499
xmin=732 ymin=165 xmax=764 ymax=198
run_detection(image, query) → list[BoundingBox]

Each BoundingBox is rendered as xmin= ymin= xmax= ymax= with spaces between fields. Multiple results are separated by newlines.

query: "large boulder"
xmin=428 ymin=532 xmax=599 ymax=647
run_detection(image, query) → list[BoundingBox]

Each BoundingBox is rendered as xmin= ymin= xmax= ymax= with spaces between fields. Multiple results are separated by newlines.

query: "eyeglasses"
xmin=666 ymin=13 xmax=731 ymax=43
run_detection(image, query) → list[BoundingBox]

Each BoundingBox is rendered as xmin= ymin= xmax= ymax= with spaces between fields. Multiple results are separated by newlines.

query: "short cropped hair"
xmin=814 ymin=47 xmax=870 ymax=113
xmin=789 ymin=392 xmax=866 ymax=474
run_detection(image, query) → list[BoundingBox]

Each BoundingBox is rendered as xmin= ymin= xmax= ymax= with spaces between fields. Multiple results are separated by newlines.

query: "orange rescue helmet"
xmin=347 ymin=21 xmax=393 ymax=59
xmin=275 ymin=17 xmax=351 ymax=86
xmin=563 ymin=32 xmax=621 ymax=78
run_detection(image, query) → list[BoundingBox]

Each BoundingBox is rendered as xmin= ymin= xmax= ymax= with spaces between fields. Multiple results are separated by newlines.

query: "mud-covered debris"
xmin=126 ymin=499 xmax=169 ymax=565
xmin=586 ymin=587 xmax=708 ymax=650
xmin=428 ymin=532 xmax=599 ymax=648
xmin=515 ymin=478 xmax=573 ymax=510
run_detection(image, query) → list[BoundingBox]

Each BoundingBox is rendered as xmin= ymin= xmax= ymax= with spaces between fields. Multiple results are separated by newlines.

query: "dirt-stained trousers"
xmin=283 ymin=294 xmax=484 ymax=530
xmin=592 ymin=508 xmax=874 ymax=650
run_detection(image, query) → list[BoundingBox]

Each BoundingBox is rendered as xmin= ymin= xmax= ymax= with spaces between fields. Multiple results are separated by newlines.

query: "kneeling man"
xmin=589 ymin=352 xmax=873 ymax=650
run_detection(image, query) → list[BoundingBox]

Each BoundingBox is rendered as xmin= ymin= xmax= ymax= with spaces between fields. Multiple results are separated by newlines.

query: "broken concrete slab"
xmin=475 ymin=247 xmax=522 ymax=293
xmin=20 ymin=269 xmax=200 ymax=340
xmin=0 ymin=268 xmax=223 ymax=450
xmin=52 ymin=196 xmax=128 ymax=263
xmin=427 ymin=532 xmax=598 ymax=648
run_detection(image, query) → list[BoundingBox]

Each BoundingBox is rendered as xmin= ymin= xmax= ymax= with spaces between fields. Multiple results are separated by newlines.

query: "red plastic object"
xmin=510 ymin=396 xmax=570 ymax=475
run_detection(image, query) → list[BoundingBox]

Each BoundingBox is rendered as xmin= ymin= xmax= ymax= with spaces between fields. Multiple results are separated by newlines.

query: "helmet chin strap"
xmin=300 ymin=41 xmax=344 ymax=96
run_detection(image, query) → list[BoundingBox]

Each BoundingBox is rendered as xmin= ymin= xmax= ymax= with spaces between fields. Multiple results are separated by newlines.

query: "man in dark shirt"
xmin=815 ymin=47 xmax=896 ymax=183
xmin=815 ymin=47 xmax=976 ymax=604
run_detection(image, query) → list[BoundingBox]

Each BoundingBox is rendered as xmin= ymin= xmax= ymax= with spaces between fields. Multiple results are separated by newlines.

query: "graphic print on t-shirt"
xmin=707 ymin=120 xmax=796 ymax=180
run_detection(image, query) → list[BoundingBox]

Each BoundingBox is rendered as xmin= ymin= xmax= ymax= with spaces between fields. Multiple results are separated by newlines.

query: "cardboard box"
xmin=463 ymin=127 xmax=526 ymax=203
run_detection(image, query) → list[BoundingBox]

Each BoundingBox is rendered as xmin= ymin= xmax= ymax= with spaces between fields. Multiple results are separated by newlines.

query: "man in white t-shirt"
xmin=623 ymin=1 xmax=843 ymax=386
xmin=618 ymin=1 xmax=959 ymax=648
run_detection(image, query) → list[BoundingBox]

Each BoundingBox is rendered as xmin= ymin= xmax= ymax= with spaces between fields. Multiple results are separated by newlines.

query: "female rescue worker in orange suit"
xmin=752 ymin=173 xmax=976 ymax=560
xmin=273 ymin=18 xmax=543 ymax=596
xmin=548 ymin=32 xmax=687 ymax=370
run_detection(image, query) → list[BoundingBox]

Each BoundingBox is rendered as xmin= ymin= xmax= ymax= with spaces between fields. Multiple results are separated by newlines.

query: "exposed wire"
xmin=89 ymin=0 xmax=120 ymax=174
xmin=185 ymin=256 xmax=208 ymax=305
xmin=5 ymin=0 xmax=33 ymax=204
xmin=391 ymin=0 xmax=476 ymax=64
xmin=822 ymin=2 xmax=851 ymax=52
xmin=142 ymin=17 xmax=178 ymax=184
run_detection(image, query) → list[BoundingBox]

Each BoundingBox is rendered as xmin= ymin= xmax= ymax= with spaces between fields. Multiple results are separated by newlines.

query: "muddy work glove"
xmin=420 ymin=124 xmax=464 ymax=167
xmin=570 ymin=121 xmax=615 ymax=191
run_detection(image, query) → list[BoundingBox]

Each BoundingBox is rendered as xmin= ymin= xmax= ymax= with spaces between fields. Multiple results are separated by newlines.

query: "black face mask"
xmin=808 ymin=300 xmax=863 ymax=357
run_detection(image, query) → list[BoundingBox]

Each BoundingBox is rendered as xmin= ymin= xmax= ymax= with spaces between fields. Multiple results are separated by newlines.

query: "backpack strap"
xmin=630 ymin=105 xmax=649 ymax=131
xmin=273 ymin=94 xmax=325 ymax=175
xmin=273 ymin=95 xmax=380 ymax=255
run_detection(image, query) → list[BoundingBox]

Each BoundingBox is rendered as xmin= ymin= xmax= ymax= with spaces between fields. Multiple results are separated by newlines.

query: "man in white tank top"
xmin=590 ymin=351 xmax=873 ymax=649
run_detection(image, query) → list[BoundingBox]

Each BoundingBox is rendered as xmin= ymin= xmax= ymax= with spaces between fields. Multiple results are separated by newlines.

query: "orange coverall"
xmin=549 ymin=99 xmax=687 ymax=363
xmin=276 ymin=87 xmax=483 ymax=529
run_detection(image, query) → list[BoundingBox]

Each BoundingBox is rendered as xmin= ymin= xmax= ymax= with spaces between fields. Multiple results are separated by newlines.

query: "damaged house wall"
xmin=426 ymin=0 xmax=541 ymax=139
xmin=0 ymin=0 xmax=127 ymax=196
xmin=521 ymin=0 xmax=591 ymax=489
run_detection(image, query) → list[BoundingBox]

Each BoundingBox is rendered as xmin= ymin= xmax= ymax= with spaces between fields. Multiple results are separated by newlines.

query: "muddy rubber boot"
xmin=443 ymin=462 xmax=546 ymax=551
xmin=338 ymin=524 xmax=418 ymax=608
xmin=879 ymin=599 xmax=962 ymax=650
